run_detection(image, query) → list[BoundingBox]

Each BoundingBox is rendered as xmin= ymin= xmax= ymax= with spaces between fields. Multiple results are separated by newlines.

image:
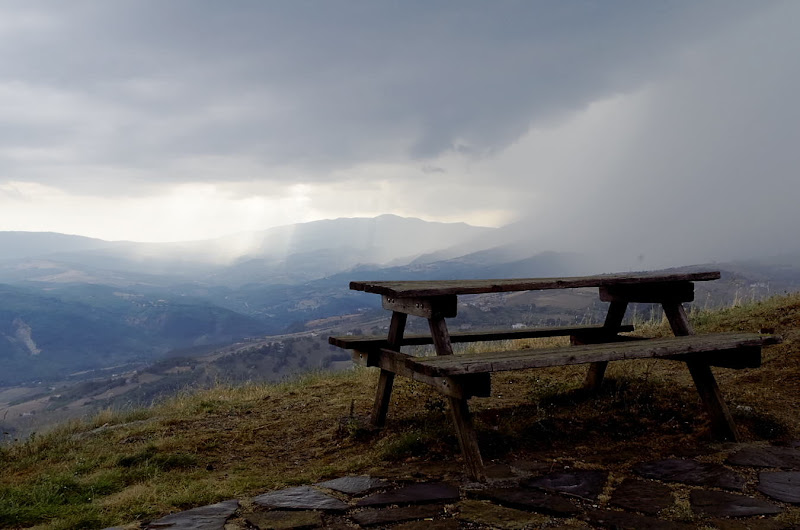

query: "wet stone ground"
xmin=116 ymin=443 xmax=800 ymax=529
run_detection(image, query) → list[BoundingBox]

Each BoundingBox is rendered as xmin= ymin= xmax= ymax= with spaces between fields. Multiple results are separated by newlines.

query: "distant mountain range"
xmin=0 ymin=214 xmax=494 ymax=285
xmin=2 ymin=214 xmax=799 ymax=386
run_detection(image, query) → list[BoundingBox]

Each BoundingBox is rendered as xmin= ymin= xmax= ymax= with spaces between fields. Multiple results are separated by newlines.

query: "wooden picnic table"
xmin=330 ymin=270 xmax=782 ymax=481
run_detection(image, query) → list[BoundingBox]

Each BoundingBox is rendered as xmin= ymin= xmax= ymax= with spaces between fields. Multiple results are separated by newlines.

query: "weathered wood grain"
xmin=382 ymin=295 xmax=457 ymax=319
xmin=404 ymin=333 xmax=781 ymax=377
xmin=582 ymin=300 xmax=629 ymax=391
xmin=351 ymin=348 xmax=489 ymax=399
xmin=599 ymin=282 xmax=695 ymax=303
xmin=429 ymin=316 xmax=454 ymax=356
xmin=370 ymin=311 xmax=406 ymax=428
xmin=349 ymin=271 xmax=720 ymax=298
xmin=662 ymin=301 xmax=740 ymax=441
xmin=447 ymin=392 xmax=486 ymax=482
xmin=329 ymin=324 xmax=635 ymax=350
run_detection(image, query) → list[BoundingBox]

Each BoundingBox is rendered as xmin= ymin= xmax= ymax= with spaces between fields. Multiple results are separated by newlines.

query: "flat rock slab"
xmin=458 ymin=499 xmax=549 ymax=529
xmin=253 ymin=486 xmax=348 ymax=511
xmin=584 ymin=508 xmax=694 ymax=530
xmin=484 ymin=463 xmax=516 ymax=479
xmin=392 ymin=519 xmax=459 ymax=530
xmin=711 ymin=518 xmax=792 ymax=530
xmin=245 ymin=510 xmax=323 ymax=530
xmin=523 ymin=469 xmax=608 ymax=501
xmin=727 ymin=446 xmax=800 ymax=470
xmin=690 ymin=489 xmax=783 ymax=518
xmin=633 ymin=458 xmax=745 ymax=491
xmin=466 ymin=487 xmax=579 ymax=517
xmin=609 ymin=478 xmax=674 ymax=515
xmin=315 ymin=476 xmax=388 ymax=495
xmin=758 ymin=471 xmax=800 ymax=504
xmin=352 ymin=503 xmax=443 ymax=526
xmin=145 ymin=500 xmax=239 ymax=530
xmin=356 ymin=482 xmax=459 ymax=507
xmin=508 ymin=459 xmax=556 ymax=475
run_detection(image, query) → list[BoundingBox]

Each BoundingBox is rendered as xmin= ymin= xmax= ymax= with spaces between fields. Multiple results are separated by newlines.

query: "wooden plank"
xmin=351 ymin=349 xmax=489 ymax=399
xmin=447 ymin=393 xmax=486 ymax=482
xmin=662 ymin=302 xmax=695 ymax=335
xmin=387 ymin=311 xmax=407 ymax=345
xmin=349 ymin=271 xmax=720 ymax=298
xmin=583 ymin=300 xmax=628 ymax=391
xmin=330 ymin=324 xmax=634 ymax=350
xmin=403 ymin=333 xmax=781 ymax=377
xmin=666 ymin=346 xmax=761 ymax=369
xmin=370 ymin=311 xmax=406 ymax=428
xmin=429 ymin=316 xmax=454 ymax=356
xmin=382 ymin=295 xmax=457 ymax=319
xmin=599 ymin=282 xmax=694 ymax=303
xmin=662 ymin=301 xmax=740 ymax=442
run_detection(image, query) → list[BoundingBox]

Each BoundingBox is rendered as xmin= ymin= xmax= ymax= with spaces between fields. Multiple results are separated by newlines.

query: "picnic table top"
xmin=349 ymin=270 xmax=721 ymax=298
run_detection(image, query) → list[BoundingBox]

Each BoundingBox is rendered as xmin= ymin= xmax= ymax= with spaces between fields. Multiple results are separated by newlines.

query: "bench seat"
xmin=404 ymin=332 xmax=782 ymax=377
xmin=329 ymin=323 xmax=634 ymax=350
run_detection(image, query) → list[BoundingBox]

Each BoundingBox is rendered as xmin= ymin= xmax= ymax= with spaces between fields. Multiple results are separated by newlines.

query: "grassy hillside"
xmin=1 ymin=293 xmax=798 ymax=529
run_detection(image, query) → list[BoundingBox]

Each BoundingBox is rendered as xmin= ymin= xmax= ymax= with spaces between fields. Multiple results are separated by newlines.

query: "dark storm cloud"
xmin=0 ymin=1 xmax=767 ymax=190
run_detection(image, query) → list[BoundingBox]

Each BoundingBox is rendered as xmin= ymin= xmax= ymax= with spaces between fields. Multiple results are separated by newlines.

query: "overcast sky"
xmin=0 ymin=1 xmax=798 ymax=266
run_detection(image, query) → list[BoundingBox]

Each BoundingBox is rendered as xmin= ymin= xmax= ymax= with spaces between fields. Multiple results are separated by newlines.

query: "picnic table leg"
xmin=662 ymin=302 xmax=740 ymax=442
xmin=583 ymin=300 xmax=628 ymax=391
xmin=448 ymin=393 xmax=486 ymax=482
xmin=429 ymin=316 xmax=487 ymax=482
xmin=370 ymin=312 xmax=407 ymax=428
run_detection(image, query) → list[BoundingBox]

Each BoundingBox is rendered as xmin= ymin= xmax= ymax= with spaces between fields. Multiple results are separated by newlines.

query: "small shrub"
xmin=378 ymin=430 xmax=429 ymax=461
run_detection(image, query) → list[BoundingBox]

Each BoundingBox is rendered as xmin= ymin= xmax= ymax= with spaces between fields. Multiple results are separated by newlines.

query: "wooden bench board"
xmin=329 ymin=324 xmax=635 ymax=349
xmin=350 ymin=271 xmax=720 ymax=298
xmin=404 ymin=333 xmax=782 ymax=377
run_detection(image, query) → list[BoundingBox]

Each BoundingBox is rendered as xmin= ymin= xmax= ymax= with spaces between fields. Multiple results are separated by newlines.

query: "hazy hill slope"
xmin=0 ymin=216 xmax=494 ymax=287
xmin=0 ymin=283 xmax=266 ymax=385
xmin=0 ymin=232 xmax=113 ymax=261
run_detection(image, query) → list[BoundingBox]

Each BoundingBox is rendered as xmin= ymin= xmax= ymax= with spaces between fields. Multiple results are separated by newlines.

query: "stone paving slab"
xmin=245 ymin=509 xmax=323 ymax=530
xmin=315 ymin=475 xmax=388 ymax=495
xmin=457 ymin=499 xmax=549 ymax=529
xmin=633 ymin=458 xmax=746 ymax=490
xmin=710 ymin=518 xmax=795 ymax=530
xmin=523 ymin=469 xmax=608 ymax=501
xmin=690 ymin=489 xmax=783 ymax=518
xmin=757 ymin=471 xmax=800 ymax=504
xmin=484 ymin=463 xmax=516 ymax=479
xmin=351 ymin=503 xmax=444 ymax=526
xmin=584 ymin=508 xmax=694 ymax=530
xmin=145 ymin=499 xmax=239 ymax=530
xmin=466 ymin=486 xmax=579 ymax=517
xmin=123 ymin=449 xmax=800 ymax=530
xmin=609 ymin=478 xmax=674 ymax=515
xmin=507 ymin=459 xmax=556 ymax=475
xmin=727 ymin=446 xmax=800 ymax=470
xmin=356 ymin=482 xmax=459 ymax=507
xmin=392 ymin=519 xmax=459 ymax=530
xmin=252 ymin=486 xmax=348 ymax=511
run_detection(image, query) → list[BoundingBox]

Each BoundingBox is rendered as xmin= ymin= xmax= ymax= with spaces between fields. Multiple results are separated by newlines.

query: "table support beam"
xmin=428 ymin=316 xmax=454 ymax=356
xmin=662 ymin=302 xmax=740 ymax=442
xmin=583 ymin=300 xmax=628 ymax=391
xmin=370 ymin=312 xmax=407 ymax=428
xmin=429 ymin=314 xmax=486 ymax=481
xmin=448 ymin=394 xmax=485 ymax=482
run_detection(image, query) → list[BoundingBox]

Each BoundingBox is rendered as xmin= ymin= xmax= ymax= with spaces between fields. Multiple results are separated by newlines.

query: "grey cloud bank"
xmin=0 ymin=1 xmax=798 ymax=268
